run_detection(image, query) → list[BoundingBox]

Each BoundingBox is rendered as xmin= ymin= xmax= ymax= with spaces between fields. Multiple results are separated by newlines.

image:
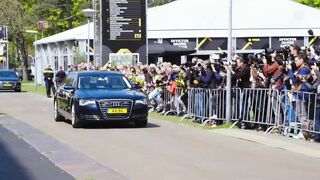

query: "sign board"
xmin=163 ymin=38 xmax=197 ymax=49
xmin=38 ymin=21 xmax=49 ymax=30
xmin=109 ymin=53 xmax=139 ymax=66
xmin=198 ymin=37 xmax=228 ymax=50
xmin=100 ymin=0 xmax=147 ymax=65
xmin=236 ymin=37 xmax=269 ymax=50
xmin=271 ymin=37 xmax=304 ymax=49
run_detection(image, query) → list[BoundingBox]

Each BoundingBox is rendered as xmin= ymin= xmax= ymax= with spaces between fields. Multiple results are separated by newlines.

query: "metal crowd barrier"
xmin=180 ymin=88 xmax=242 ymax=126
xmin=229 ymin=88 xmax=280 ymax=133
xmin=277 ymin=90 xmax=319 ymax=138
xmin=164 ymin=87 xmax=185 ymax=116
xmin=154 ymin=86 xmax=320 ymax=138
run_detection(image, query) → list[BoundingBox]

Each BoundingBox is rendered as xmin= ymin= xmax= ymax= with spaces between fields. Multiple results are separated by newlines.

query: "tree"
xmin=296 ymin=0 xmax=320 ymax=8
xmin=31 ymin=0 xmax=91 ymax=35
xmin=148 ymin=0 xmax=176 ymax=7
xmin=0 ymin=0 xmax=34 ymax=80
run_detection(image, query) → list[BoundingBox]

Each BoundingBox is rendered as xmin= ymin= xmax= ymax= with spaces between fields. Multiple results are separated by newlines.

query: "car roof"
xmin=74 ymin=71 xmax=123 ymax=76
xmin=0 ymin=70 xmax=16 ymax=72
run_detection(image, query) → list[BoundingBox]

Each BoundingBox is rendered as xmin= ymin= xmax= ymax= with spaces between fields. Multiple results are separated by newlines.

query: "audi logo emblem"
xmin=111 ymin=102 xmax=122 ymax=107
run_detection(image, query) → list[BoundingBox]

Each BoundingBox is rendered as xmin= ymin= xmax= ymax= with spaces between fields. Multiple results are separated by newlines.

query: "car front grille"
xmin=99 ymin=99 xmax=133 ymax=120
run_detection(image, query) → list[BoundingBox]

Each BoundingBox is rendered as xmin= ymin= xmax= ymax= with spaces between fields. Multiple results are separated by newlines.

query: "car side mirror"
xmin=133 ymin=83 xmax=142 ymax=89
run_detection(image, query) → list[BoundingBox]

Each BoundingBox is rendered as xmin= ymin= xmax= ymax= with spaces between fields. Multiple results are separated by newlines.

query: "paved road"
xmin=1 ymin=91 xmax=320 ymax=180
xmin=0 ymin=125 xmax=73 ymax=180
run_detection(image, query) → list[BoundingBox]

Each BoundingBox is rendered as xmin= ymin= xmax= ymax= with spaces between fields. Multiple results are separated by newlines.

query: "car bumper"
xmin=0 ymin=81 xmax=21 ymax=90
xmin=77 ymin=104 xmax=148 ymax=121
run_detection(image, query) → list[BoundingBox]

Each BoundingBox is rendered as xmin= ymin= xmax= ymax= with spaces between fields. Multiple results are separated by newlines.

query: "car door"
xmin=60 ymin=73 xmax=76 ymax=115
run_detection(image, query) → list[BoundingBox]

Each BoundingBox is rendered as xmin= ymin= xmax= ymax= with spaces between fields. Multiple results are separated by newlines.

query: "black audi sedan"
xmin=54 ymin=71 xmax=148 ymax=128
xmin=0 ymin=70 xmax=21 ymax=92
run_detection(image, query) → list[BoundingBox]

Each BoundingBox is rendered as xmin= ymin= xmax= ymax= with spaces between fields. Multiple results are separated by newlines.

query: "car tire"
xmin=71 ymin=104 xmax=82 ymax=128
xmin=54 ymin=101 xmax=64 ymax=122
xmin=134 ymin=119 xmax=148 ymax=128
xmin=14 ymin=89 xmax=21 ymax=92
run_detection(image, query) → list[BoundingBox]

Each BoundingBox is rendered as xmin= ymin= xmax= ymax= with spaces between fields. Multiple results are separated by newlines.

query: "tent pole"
xmin=226 ymin=0 xmax=233 ymax=123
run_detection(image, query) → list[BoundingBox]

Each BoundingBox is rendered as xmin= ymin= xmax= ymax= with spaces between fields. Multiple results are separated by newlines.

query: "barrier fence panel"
xmin=164 ymin=87 xmax=185 ymax=116
xmin=235 ymin=89 xmax=280 ymax=132
xmin=278 ymin=90 xmax=319 ymax=138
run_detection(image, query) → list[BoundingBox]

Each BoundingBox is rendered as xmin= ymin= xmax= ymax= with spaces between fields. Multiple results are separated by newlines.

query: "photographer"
xmin=225 ymin=56 xmax=251 ymax=89
xmin=287 ymin=54 xmax=310 ymax=92
xmin=262 ymin=53 xmax=284 ymax=90
xmin=196 ymin=61 xmax=214 ymax=88
xmin=286 ymin=54 xmax=311 ymax=125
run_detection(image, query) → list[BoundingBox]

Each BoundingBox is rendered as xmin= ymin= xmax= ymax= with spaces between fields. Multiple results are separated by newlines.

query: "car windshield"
xmin=0 ymin=71 xmax=18 ymax=78
xmin=78 ymin=74 xmax=132 ymax=90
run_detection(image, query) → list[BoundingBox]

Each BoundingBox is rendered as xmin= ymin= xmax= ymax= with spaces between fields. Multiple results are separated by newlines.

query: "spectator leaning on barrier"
xmin=43 ymin=65 xmax=54 ymax=98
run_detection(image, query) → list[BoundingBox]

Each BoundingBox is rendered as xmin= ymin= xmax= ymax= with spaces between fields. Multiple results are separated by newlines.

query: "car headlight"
xmin=79 ymin=99 xmax=96 ymax=106
xmin=135 ymin=98 xmax=147 ymax=105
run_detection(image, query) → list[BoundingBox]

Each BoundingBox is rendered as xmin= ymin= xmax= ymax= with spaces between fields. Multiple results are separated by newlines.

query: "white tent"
xmin=148 ymin=0 xmax=320 ymax=38
xmin=36 ymin=22 xmax=94 ymax=45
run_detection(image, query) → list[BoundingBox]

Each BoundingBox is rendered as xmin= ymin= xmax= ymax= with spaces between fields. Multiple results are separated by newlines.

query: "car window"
xmin=78 ymin=74 xmax=132 ymax=90
xmin=64 ymin=73 xmax=75 ymax=87
xmin=0 ymin=71 xmax=18 ymax=78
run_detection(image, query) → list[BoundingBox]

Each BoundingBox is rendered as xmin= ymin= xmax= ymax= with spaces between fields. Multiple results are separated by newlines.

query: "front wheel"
xmin=134 ymin=119 xmax=148 ymax=128
xmin=54 ymin=101 xmax=64 ymax=122
xmin=71 ymin=104 xmax=82 ymax=128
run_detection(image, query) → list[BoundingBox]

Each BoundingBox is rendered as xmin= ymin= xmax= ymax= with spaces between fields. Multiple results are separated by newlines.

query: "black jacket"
xmin=233 ymin=65 xmax=251 ymax=89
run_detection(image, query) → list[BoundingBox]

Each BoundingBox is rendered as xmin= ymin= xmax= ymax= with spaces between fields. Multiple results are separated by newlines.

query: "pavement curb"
xmin=0 ymin=116 xmax=128 ymax=180
xmin=213 ymin=129 xmax=320 ymax=158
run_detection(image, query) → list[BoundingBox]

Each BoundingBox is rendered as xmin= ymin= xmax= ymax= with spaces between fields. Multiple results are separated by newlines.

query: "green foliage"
xmin=148 ymin=0 xmax=176 ymax=7
xmin=30 ymin=0 xmax=90 ymax=35
xmin=296 ymin=0 xmax=320 ymax=8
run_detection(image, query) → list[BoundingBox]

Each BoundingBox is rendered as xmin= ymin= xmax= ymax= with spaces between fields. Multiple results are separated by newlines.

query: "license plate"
xmin=107 ymin=108 xmax=127 ymax=114
xmin=3 ymin=83 xmax=12 ymax=87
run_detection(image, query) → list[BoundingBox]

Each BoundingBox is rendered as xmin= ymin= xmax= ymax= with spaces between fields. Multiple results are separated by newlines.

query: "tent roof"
xmin=148 ymin=0 xmax=320 ymax=38
xmin=36 ymin=22 xmax=93 ymax=45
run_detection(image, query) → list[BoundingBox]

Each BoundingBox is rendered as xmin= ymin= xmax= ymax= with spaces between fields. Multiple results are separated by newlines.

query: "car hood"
xmin=0 ymin=77 xmax=20 ymax=81
xmin=76 ymin=89 xmax=146 ymax=100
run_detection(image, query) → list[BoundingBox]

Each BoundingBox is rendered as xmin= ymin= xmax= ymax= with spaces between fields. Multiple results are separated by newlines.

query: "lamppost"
xmin=82 ymin=8 xmax=96 ymax=71
xmin=26 ymin=30 xmax=38 ymax=93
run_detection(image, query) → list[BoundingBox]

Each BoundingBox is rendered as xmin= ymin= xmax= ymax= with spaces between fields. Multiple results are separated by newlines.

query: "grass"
xmin=22 ymin=81 xmax=47 ymax=96
xmin=149 ymin=112 xmax=234 ymax=130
